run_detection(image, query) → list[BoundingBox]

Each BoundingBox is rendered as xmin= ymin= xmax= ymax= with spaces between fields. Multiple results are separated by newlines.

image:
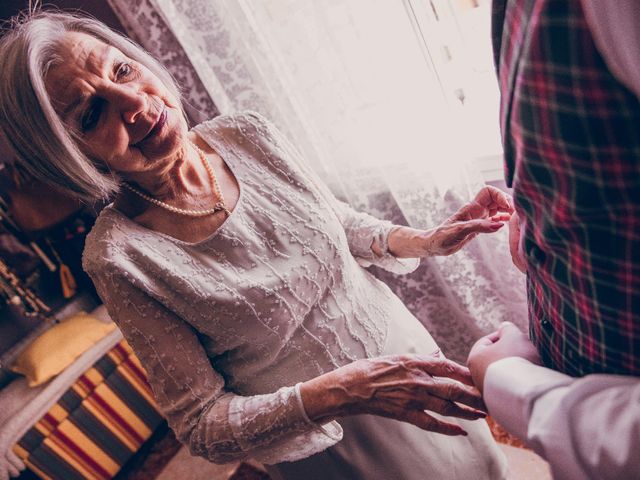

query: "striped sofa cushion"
xmin=12 ymin=340 xmax=164 ymax=480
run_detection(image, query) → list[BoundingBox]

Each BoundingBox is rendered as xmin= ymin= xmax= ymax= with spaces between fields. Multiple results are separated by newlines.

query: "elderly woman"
xmin=0 ymin=12 xmax=511 ymax=480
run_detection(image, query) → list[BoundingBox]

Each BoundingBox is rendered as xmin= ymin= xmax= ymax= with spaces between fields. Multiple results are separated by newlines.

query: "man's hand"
xmin=509 ymin=212 xmax=527 ymax=273
xmin=467 ymin=322 xmax=541 ymax=393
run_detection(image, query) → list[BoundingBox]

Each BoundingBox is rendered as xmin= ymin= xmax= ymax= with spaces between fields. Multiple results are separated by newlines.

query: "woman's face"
xmin=45 ymin=32 xmax=187 ymax=177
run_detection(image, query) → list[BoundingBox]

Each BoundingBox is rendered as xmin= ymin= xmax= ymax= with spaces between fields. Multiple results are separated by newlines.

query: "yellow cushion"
xmin=11 ymin=311 xmax=116 ymax=387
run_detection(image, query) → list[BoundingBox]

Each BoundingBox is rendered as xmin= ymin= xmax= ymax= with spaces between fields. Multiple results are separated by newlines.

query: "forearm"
xmin=386 ymin=225 xmax=458 ymax=258
xmin=386 ymin=214 xmax=505 ymax=259
xmin=483 ymin=357 xmax=571 ymax=441
xmin=90 ymin=266 xmax=337 ymax=465
xmin=484 ymin=357 xmax=640 ymax=479
xmin=385 ymin=226 xmax=429 ymax=258
xmin=298 ymin=370 xmax=350 ymax=424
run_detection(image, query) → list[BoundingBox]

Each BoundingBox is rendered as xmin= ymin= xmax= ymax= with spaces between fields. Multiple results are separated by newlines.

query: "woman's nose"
xmin=112 ymin=87 xmax=146 ymax=124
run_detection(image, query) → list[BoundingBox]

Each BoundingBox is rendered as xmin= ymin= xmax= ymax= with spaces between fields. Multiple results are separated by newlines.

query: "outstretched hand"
xmin=421 ymin=186 xmax=514 ymax=256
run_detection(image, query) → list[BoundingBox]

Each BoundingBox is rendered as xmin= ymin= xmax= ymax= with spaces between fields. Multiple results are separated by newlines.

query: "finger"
xmin=369 ymin=402 xmax=468 ymax=435
xmin=456 ymin=219 xmax=505 ymax=237
xmin=413 ymin=357 xmax=475 ymax=386
xmin=475 ymin=186 xmax=514 ymax=213
xmin=448 ymin=204 xmax=479 ymax=223
xmin=497 ymin=322 xmax=526 ymax=341
xmin=467 ymin=330 xmax=500 ymax=365
xmin=486 ymin=330 xmax=501 ymax=342
xmin=424 ymin=396 xmax=487 ymax=421
xmin=470 ymin=331 xmax=499 ymax=351
xmin=428 ymin=378 xmax=487 ymax=411
xmin=490 ymin=213 xmax=511 ymax=222
xmin=498 ymin=321 xmax=517 ymax=333
xmin=488 ymin=186 xmax=514 ymax=213
xmin=404 ymin=410 xmax=468 ymax=436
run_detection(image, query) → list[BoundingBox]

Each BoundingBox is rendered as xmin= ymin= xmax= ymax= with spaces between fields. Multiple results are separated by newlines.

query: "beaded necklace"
xmin=122 ymin=142 xmax=231 ymax=217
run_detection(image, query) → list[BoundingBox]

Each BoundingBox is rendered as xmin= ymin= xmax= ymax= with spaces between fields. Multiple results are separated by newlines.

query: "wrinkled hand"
xmin=301 ymin=354 xmax=487 ymax=436
xmin=467 ymin=322 xmax=541 ymax=393
xmin=422 ymin=186 xmax=514 ymax=256
xmin=509 ymin=212 xmax=527 ymax=273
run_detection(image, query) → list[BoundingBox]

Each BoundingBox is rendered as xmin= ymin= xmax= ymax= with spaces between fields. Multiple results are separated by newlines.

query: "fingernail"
xmin=490 ymin=223 xmax=504 ymax=230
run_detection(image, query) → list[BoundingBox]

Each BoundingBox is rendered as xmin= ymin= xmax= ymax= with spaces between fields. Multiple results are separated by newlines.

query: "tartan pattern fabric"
xmin=493 ymin=0 xmax=640 ymax=376
xmin=12 ymin=340 xmax=164 ymax=480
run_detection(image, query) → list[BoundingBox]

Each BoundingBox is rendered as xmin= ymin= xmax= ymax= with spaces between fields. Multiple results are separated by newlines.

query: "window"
xmin=243 ymin=0 xmax=503 ymax=182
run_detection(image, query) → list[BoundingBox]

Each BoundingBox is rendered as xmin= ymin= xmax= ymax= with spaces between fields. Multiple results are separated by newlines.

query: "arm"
xmin=90 ymin=263 xmax=488 ymax=463
xmin=486 ymin=358 xmax=640 ymax=480
xmin=243 ymin=112 xmax=512 ymax=272
xmin=468 ymin=323 xmax=640 ymax=480
xmin=242 ymin=111 xmax=417 ymax=272
xmin=89 ymin=265 xmax=342 ymax=464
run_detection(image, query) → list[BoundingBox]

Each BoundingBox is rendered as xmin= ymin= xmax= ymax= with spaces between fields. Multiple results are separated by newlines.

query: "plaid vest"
xmin=492 ymin=0 xmax=640 ymax=376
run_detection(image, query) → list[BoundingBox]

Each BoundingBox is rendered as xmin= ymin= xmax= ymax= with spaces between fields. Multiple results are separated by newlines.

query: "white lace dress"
xmin=83 ymin=112 xmax=507 ymax=479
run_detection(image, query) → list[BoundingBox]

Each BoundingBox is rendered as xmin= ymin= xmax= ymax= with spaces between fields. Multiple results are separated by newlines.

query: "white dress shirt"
xmin=580 ymin=0 xmax=640 ymax=99
xmin=485 ymin=357 xmax=640 ymax=480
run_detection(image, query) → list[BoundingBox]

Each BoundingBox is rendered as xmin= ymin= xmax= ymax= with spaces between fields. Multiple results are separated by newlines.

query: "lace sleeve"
xmin=242 ymin=111 xmax=419 ymax=274
xmin=86 ymin=264 xmax=342 ymax=464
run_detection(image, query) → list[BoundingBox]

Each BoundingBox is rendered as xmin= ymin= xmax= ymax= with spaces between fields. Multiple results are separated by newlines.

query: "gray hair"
xmin=0 ymin=11 xmax=184 ymax=203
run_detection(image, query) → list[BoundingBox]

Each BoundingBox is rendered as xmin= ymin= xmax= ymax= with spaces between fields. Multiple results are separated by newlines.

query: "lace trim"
xmin=294 ymin=382 xmax=343 ymax=441
xmin=228 ymin=385 xmax=343 ymax=465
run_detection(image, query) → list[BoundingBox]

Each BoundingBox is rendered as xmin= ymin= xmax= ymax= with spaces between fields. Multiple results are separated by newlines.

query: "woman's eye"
xmin=116 ymin=63 xmax=133 ymax=80
xmin=80 ymin=100 xmax=103 ymax=132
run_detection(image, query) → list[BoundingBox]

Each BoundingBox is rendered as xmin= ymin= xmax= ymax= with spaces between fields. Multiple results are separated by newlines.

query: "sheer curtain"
xmin=108 ymin=0 xmax=526 ymax=361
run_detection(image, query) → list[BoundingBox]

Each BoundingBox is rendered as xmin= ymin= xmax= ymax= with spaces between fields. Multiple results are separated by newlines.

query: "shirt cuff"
xmin=484 ymin=357 xmax=573 ymax=441
xmin=294 ymin=383 xmax=343 ymax=441
xmin=356 ymin=225 xmax=421 ymax=274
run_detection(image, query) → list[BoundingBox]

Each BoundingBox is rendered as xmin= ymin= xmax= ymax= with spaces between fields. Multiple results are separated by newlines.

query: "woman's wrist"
xmin=387 ymin=226 xmax=430 ymax=258
xmin=298 ymin=375 xmax=347 ymax=424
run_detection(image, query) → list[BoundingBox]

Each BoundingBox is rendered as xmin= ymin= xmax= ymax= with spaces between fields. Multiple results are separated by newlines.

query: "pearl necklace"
xmin=122 ymin=142 xmax=231 ymax=217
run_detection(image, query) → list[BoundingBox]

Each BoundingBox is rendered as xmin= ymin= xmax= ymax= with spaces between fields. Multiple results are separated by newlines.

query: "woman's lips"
xmin=134 ymin=107 xmax=167 ymax=147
